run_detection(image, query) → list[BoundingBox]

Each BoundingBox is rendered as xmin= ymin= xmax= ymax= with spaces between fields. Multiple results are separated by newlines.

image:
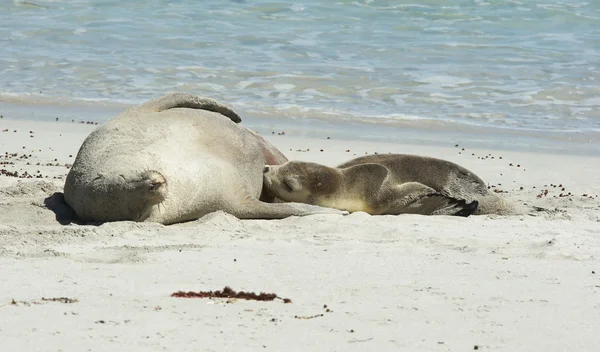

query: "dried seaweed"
xmin=1 ymin=297 xmax=78 ymax=308
xmin=41 ymin=297 xmax=78 ymax=303
xmin=172 ymin=286 xmax=291 ymax=303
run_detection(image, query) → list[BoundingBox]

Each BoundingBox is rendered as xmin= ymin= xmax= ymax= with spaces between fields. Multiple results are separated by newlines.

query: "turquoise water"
xmin=1 ymin=0 xmax=599 ymax=136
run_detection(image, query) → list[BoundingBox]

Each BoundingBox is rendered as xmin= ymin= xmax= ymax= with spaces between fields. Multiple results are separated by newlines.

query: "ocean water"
xmin=1 ymin=0 xmax=599 ymax=141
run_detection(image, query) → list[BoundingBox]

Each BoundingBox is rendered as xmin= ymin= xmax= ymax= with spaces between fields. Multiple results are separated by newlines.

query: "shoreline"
xmin=2 ymin=99 xmax=599 ymax=157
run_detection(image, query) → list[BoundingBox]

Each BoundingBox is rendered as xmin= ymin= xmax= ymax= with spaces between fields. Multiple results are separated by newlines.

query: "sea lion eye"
xmin=282 ymin=180 xmax=294 ymax=193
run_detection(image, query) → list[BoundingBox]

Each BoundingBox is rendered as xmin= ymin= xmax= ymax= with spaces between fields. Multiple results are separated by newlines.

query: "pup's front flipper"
xmin=230 ymin=195 xmax=348 ymax=219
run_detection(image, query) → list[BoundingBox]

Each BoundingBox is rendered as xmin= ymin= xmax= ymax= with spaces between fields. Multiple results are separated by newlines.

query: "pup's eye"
xmin=283 ymin=180 xmax=294 ymax=192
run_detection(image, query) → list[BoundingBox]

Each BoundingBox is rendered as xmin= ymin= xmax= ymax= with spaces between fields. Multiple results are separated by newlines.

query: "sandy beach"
xmin=1 ymin=115 xmax=600 ymax=351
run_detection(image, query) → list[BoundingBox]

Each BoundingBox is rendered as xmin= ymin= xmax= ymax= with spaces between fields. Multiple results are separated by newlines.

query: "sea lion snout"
xmin=264 ymin=165 xmax=281 ymax=174
xmin=262 ymin=166 xmax=277 ymax=191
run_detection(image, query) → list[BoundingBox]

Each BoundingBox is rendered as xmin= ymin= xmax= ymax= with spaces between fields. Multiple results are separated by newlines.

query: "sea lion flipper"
xmin=384 ymin=181 xmax=477 ymax=216
xmin=453 ymin=200 xmax=479 ymax=217
xmin=417 ymin=196 xmax=477 ymax=216
xmin=231 ymin=194 xmax=348 ymax=219
xmin=128 ymin=93 xmax=242 ymax=123
xmin=378 ymin=182 xmax=461 ymax=215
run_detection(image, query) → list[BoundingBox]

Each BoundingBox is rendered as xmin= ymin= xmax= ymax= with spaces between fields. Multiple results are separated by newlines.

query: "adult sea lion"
xmin=263 ymin=154 xmax=510 ymax=216
xmin=64 ymin=93 xmax=345 ymax=224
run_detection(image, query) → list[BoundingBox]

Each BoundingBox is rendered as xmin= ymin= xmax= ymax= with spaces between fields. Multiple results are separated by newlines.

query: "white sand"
xmin=1 ymin=118 xmax=600 ymax=351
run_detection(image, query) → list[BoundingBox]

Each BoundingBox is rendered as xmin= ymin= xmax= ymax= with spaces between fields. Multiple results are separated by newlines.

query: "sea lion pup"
xmin=64 ymin=93 xmax=346 ymax=224
xmin=263 ymin=154 xmax=510 ymax=216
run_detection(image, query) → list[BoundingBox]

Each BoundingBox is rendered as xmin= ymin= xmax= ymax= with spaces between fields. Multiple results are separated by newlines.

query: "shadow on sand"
xmin=43 ymin=192 xmax=81 ymax=225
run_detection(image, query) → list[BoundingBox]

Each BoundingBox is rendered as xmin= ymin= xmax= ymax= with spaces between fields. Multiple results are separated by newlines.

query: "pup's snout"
xmin=263 ymin=165 xmax=270 ymax=173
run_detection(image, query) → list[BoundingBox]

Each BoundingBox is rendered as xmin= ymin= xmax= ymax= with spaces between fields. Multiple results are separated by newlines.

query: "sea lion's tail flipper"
xmin=130 ymin=93 xmax=242 ymax=123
